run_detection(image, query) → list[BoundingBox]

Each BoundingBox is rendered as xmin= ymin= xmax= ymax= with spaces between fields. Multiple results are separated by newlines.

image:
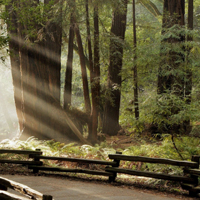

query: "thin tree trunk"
xmin=92 ymin=5 xmax=100 ymax=142
xmin=182 ymin=0 xmax=193 ymax=134
xmin=185 ymin=0 xmax=193 ymax=102
xmin=132 ymin=0 xmax=139 ymax=120
xmin=64 ymin=11 xmax=75 ymax=109
xmin=87 ymin=2 xmax=100 ymax=143
xmin=85 ymin=0 xmax=94 ymax=142
xmin=74 ymin=23 xmax=91 ymax=113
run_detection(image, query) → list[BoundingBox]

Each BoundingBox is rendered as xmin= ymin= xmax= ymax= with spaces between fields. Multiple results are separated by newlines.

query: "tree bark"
xmin=86 ymin=1 xmax=100 ymax=143
xmin=156 ymin=0 xmax=188 ymax=134
xmin=133 ymin=0 xmax=139 ymax=120
xmin=102 ymin=0 xmax=128 ymax=136
xmin=85 ymin=0 xmax=94 ymax=142
xmin=92 ymin=5 xmax=100 ymax=142
xmin=64 ymin=8 xmax=75 ymax=109
xmin=5 ymin=0 xmax=90 ymax=143
xmin=74 ymin=23 xmax=91 ymax=113
xmin=44 ymin=0 xmax=62 ymax=103
xmin=185 ymin=0 xmax=193 ymax=103
xmin=6 ymin=1 xmax=24 ymax=133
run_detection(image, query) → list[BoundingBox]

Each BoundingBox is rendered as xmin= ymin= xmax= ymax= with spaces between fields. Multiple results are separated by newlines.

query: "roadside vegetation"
xmin=0 ymin=135 xmax=199 ymax=195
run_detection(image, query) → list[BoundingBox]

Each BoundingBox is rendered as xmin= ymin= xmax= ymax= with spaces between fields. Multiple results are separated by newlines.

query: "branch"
xmin=171 ymin=135 xmax=184 ymax=160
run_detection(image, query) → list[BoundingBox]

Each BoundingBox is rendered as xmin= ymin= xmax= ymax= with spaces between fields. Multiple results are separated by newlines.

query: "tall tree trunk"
xmin=74 ymin=23 xmax=91 ymax=113
xmin=185 ymin=0 xmax=193 ymax=102
xmin=6 ymin=1 xmax=23 ymax=133
xmin=64 ymin=7 xmax=75 ymax=109
xmin=85 ymin=0 xmax=93 ymax=142
xmin=19 ymin=0 xmax=62 ymax=140
xmin=86 ymin=1 xmax=100 ymax=143
xmin=44 ymin=0 xmax=62 ymax=103
xmin=102 ymin=0 xmax=128 ymax=136
xmin=92 ymin=5 xmax=100 ymax=142
xmin=158 ymin=0 xmax=185 ymax=94
xmin=183 ymin=0 xmax=193 ymax=134
xmin=157 ymin=0 xmax=187 ymax=134
xmin=132 ymin=0 xmax=139 ymax=120
xmin=16 ymin=0 xmax=39 ymax=139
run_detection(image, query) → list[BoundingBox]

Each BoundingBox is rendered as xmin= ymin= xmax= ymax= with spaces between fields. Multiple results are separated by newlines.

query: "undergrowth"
xmin=0 ymin=135 xmax=199 ymax=189
xmin=0 ymin=135 xmax=199 ymax=169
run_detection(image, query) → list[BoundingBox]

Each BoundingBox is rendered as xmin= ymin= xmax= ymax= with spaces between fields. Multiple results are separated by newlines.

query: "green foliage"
xmin=0 ymin=136 xmax=199 ymax=174
xmin=122 ymin=135 xmax=200 ymax=176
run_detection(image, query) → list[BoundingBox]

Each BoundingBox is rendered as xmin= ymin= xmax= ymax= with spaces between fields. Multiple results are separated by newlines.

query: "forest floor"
xmin=101 ymin=130 xmax=160 ymax=150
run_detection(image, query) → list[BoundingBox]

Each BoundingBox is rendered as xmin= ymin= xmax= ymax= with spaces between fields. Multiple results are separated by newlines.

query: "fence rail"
xmin=0 ymin=191 xmax=30 ymax=200
xmin=29 ymin=154 xmax=117 ymax=166
xmin=105 ymin=167 xmax=195 ymax=183
xmin=0 ymin=149 xmax=199 ymax=197
xmin=0 ymin=176 xmax=53 ymax=200
xmin=108 ymin=154 xmax=198 ymax=168
xmin=0 ymin=149 xmax=42 ymax=155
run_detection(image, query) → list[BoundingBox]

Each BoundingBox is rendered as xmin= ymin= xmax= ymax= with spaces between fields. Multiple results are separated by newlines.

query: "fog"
xmin=0 ymin=57 xmax=18 ymax=141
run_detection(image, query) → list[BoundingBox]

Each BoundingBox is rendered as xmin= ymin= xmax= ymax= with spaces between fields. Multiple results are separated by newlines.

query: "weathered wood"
xmin=0 ymin=191 xmax=30 ymax=200
xmin=105 ymin=167 xmax=196 ymax=183
xmin=181 ymin=183 xmax=195 ymax=190
xmin=29 ymin=155 xmax=116 ymax=166
xmin=187 ymin=169 xmax=200 ymax=176
xmin=0 ymin=177 xmax=53 ymax=200
xmin=31 ymin=149 xmax=42 ymax=173
xmin=191 ymin=155 xmax=200 ymax=159
xmin=0 ymin=160 xmax=42 ymax=165
xmin=0 ymin=149 xmax=42 ymax=155
xmin=181 ymin=183 xmax=200 ymax=197
xmin=28 ymin=165 xmax=114 ymax=177
xmin=191 ymin=156 xmax=199 ymax=186
xmin=109 ymin=151 xmax=122 ymax=182
xmin=43 ymin=195 xmax=53 ymax=200
xmin=108 ymin=154 xmax=198 ymax=168
xmin=0 ymin=184 xmax=7 ymax=190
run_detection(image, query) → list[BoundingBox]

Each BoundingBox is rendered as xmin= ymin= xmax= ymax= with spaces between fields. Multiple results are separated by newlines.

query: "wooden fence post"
xmin=109 ymin=151 xmax=122 ymax=182
xmin=189 ymin=155 xmax=199 ymax=197
xmin=43 ymin=194 xmax=53 ymax=200
xmin=33 ymin=149 xmax=42 ymax=173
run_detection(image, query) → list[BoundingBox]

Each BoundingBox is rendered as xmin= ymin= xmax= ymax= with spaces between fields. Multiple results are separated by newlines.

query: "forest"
xmin=0 ymin=0 xmax=200 ymax=148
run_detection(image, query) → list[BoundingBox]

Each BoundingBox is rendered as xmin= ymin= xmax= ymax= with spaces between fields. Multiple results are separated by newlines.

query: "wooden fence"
xmin=0 ymin=149 xmax=199 ymax=197
xmin=0 ymin=176 xmax=53 ymax=200
xmin=0 ymin=149 xmax=52 ymax=200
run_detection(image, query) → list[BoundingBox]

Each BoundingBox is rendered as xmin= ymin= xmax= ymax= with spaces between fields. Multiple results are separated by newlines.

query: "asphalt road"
xmin=1 ymin=175 xmax=182 ymax=200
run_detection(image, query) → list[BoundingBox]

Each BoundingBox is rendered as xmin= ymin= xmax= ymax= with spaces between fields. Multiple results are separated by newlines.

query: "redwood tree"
xmin=6 ymin=1 xmax=23 ymax=133
xmin=103 ymin=0 xmax=128 ymax=136
xmin=6 ymin=0 xmax=88 ymax=142
xmin=156 ymin=0 xmax=190 ymax=134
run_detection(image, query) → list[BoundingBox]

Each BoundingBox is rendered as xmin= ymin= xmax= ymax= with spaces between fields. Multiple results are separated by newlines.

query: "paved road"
xmin=1 ymin=175 xmax=181 ymax=200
